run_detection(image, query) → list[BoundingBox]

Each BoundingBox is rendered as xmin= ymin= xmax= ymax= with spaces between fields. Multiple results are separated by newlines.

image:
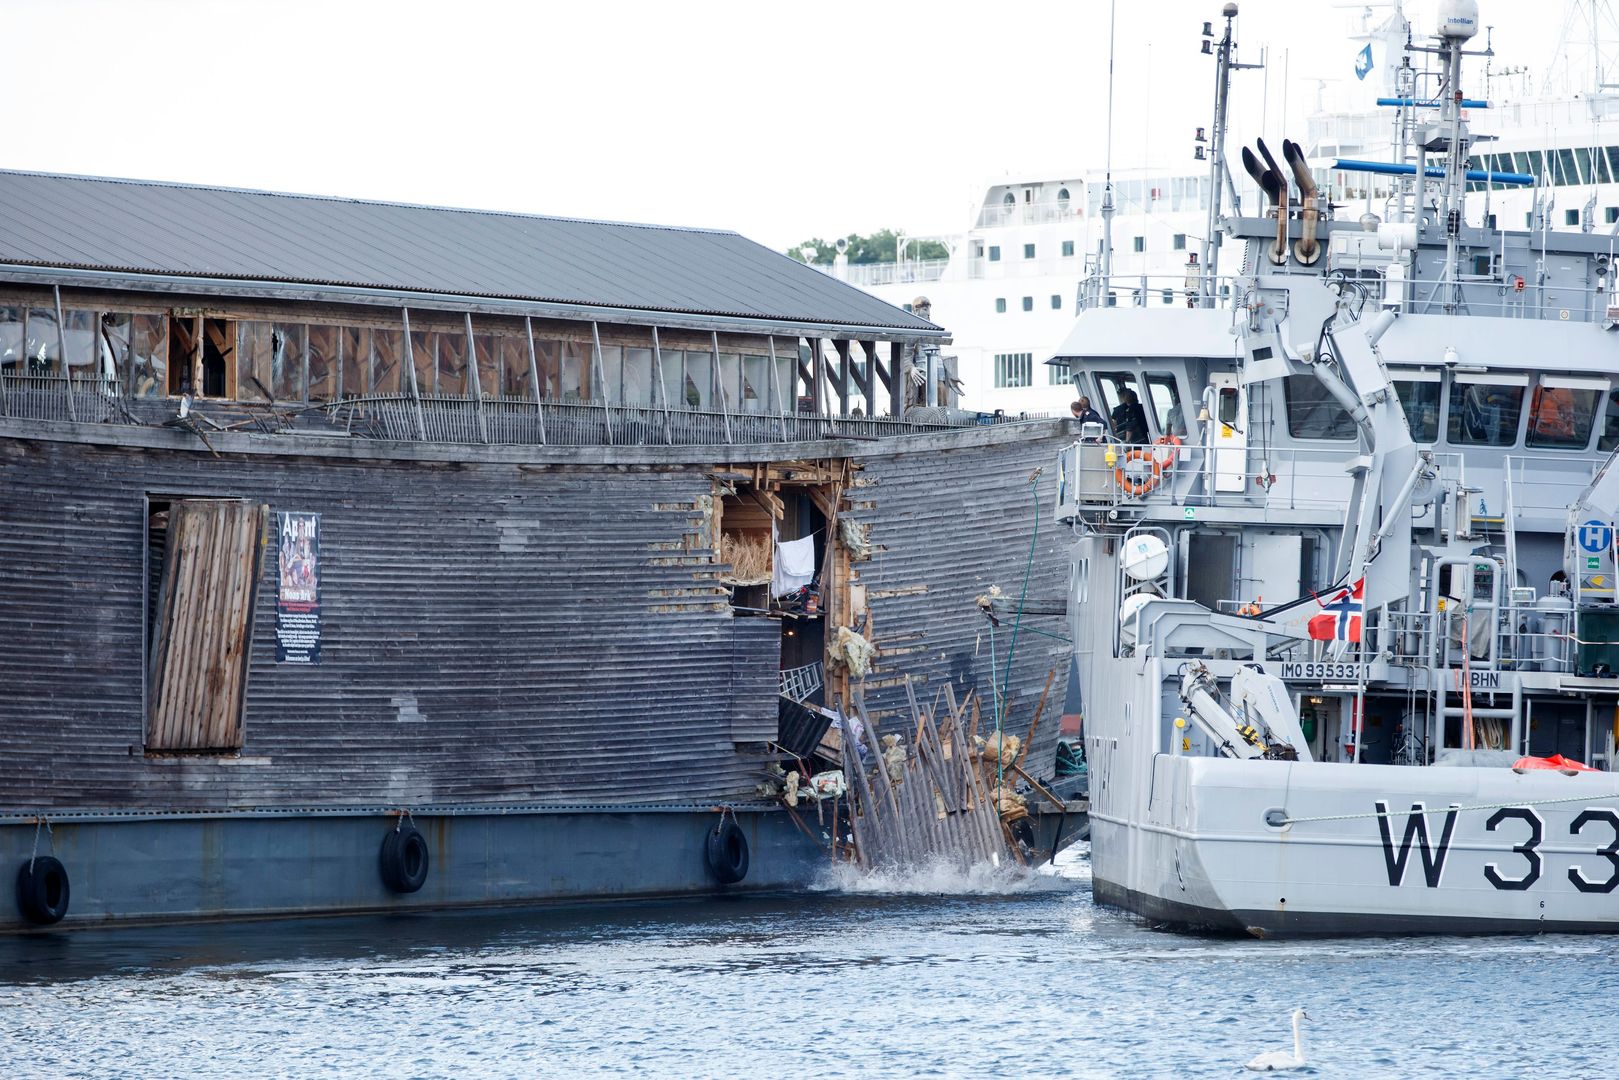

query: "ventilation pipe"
xmin=1241 ymin=140 xmax=1288 ymax=265
xmin=1283 ymin=139 xmax=1321 ymax=265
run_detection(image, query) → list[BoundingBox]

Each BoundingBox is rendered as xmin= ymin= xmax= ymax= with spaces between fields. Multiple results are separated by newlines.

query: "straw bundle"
xmin=720 ymin=532 xmax=772 ymax=585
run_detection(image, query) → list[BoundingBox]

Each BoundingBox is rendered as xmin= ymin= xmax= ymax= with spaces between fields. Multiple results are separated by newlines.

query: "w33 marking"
xmin=1374 ymin=801 xmax=1619 ymax=893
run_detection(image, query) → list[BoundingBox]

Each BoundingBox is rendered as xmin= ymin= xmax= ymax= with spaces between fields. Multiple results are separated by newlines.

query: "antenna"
xmin=1100 ymin=0 xmax=1118 ymax=291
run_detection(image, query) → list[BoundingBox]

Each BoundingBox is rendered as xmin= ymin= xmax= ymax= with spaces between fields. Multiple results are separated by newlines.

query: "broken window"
xmin=409 ymin=328 xmax=437 ymax=396
xmin=684 ymin=349 xmax=712 ymax=409
xmin=559 ymin=339 xmax=590 ymax=400
xmin=471 ymin=331 xmax=499 ymax=399
xmin=0 ymin=306 xmax=22 ymax=375
xmin=146 ymin=498 xmax=269 ymax=753
xmin=372 ymin=328 xmax=402 ymax=395
xmin=130 ymin=314 xmax=167 ymax=398
xmin=437 ymin=330 xmax=468 ymax=398
xmin=167 ymin=316 xmax=197 ymax=395
xmin=499 ymin=332 xmax=531 ymax=399
xmin=624 ymin=347 xmax=654 ymax=406
xmin=742 ymin=354 xmax=768 ymax=413
xmin=271 ymin=322 xmax=304 ymax=402
xmin=307 ymin=325 xmax=337 ymax=403
xmin=341 ymin=326 xmax=371 ymax=398
xmin=237 ymin=321 xmax=274 ymax=401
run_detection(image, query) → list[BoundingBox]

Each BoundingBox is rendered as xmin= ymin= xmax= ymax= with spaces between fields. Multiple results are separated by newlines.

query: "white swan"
xmin=1244 ymin=1007 xmax=1311 ymax=1071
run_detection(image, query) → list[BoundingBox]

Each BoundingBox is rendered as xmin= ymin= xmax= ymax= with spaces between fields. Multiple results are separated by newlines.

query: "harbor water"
xmin=1 ymin=849 xmax=1613 ymax=1079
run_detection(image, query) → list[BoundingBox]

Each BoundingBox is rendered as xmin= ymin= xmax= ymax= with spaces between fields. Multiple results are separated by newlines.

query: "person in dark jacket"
xmin=1110 ymin=388 xmax=1150 ymax=443
xmin=1071 ymin=397 xmax=1104 ymax=426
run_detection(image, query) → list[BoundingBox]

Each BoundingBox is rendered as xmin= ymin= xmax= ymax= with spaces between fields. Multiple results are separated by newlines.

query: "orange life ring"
xmin=1114 ymin=448 xmax=1163 ymax=496
xmin=1152 ymin=434 xmax=1182 ymax=467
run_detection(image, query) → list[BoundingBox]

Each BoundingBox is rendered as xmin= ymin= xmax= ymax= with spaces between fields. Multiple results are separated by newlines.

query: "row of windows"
xmin=995 ymin=295 xmax=1066 ymax=314
xmin=0 ymin=306 xmax=797 ymax=413
xmin=988 ymin=241 xmax=1079 ymax=262
xmin=1467 ymin=146 xmax=1619 ymax=191
xmin=1126 ymin=234 xmax=1189 ymax=254
xmin=1087 ymin=370 xmax=1188 ymax=442
xmin=1285 ymin=372 xmax=1617 ymax=452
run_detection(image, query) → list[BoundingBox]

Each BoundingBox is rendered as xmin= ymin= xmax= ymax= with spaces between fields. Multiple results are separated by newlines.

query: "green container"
xmin=1576 ymin=609 xmax=1619 ymax=677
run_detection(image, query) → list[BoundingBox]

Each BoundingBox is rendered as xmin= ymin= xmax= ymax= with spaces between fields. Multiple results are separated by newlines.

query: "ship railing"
xmin=975 ymin=203 xmax=1080 ymax=229
xmin=323 ymin=395 xmax=1047 ymax=447
xmin=0 ymin=372 xmax=125 ymax=423
xmin=1367 ymin=602 xmax=1579 ymax=676
xmin=1075 ymin=273 xmax=1239 ymax=312
xmin=1060 ymin=440 xmax=1383 ymax=516
xmin=839 ymin=260 xmax=950 ymax=287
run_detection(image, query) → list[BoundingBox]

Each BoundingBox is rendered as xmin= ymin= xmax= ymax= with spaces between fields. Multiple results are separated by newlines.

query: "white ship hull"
xmin=1092 ymin=755 xmax=1619 ymax=936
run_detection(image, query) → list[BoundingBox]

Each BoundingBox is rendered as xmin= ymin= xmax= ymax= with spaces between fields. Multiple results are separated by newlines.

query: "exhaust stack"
xmin=1255 ymin=138 xmax=1290 ymax=266
xmin=1283 ymin=139 xmax=1322 ymax=265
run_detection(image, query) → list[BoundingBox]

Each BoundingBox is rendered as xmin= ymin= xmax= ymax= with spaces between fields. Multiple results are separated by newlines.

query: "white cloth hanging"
xmin=772 ymin=531 xmax=817 ymax=598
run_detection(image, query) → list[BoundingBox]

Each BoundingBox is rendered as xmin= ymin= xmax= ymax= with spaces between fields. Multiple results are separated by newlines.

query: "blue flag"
xmin=1355 ymin=44 xmax=1374 ymax=81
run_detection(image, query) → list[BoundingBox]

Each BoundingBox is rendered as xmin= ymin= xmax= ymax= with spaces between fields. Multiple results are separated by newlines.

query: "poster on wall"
xmin=275 ymin=511 xmax=322 ymax=663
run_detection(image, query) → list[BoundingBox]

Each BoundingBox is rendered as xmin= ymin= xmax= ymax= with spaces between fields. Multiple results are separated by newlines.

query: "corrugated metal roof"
xmin=0 ymin=170 xmax=941 ymax=335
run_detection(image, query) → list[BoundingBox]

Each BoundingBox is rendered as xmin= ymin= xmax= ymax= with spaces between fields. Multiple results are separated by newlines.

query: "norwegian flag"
xmin=1308 ymin=578 xmax=1364 ymax=642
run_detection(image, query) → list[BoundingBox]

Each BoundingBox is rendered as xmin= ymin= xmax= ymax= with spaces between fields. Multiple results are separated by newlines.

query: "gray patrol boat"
xmin=1055 ymin=1 xmax=1619 ymax=935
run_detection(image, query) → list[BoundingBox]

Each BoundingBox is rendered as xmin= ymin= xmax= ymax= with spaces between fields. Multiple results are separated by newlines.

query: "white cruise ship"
xmin=846 ymin=1 xmax=1619 ymax=418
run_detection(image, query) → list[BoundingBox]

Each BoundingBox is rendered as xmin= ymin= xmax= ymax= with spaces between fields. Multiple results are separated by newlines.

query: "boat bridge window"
xmin=1527 ymin=377 xmax=1605 ymax=450
xmin=1284 ymin=374 xmax=1357 ymax=440
xmin=1448 ymin=374 xmax=1527 ymax=446
xmin=1391 ymin=372 xmax=1441 ymax=443
xmin=1599 ymin=388 xmax=1619 ymax=452
xmin=1143 ymin=373 xmax=1186 ymax=437
xmin=1095 ymin=371 xmax=1149 ymax=442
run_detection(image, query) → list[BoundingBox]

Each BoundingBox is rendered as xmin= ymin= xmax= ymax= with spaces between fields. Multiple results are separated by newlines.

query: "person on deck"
xmin=1071 ymin=397 xmax=1104 ymax=426
xmin=1110 ymin=389 xmax=1150 ymax=444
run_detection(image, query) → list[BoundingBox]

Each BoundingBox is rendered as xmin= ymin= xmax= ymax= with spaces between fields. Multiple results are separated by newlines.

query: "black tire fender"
xmin=379 ymin=824 xmax=430 ymax=894
xmin=16 ymin=856 xmax=70 ymax=926
xmin=705 ymin=820 xmax=749 ymax=884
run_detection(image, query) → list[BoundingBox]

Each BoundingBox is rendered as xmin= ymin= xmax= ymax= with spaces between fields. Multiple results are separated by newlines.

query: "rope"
xmin=1276 ymin=788 xmax=1616 ymax=826
xmin=995 ymin=471 xmax=1044 ymax=793
xmin=29 ymin=816 xmax=51 ymax=872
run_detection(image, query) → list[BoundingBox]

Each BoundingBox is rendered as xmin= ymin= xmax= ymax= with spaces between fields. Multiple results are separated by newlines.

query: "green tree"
xmin=787 ymin=230 xmax=950 ymax=265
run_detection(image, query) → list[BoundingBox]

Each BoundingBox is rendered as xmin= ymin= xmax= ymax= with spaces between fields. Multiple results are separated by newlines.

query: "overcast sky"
xmin=7 ymin=1 xmax=1592 ymax=250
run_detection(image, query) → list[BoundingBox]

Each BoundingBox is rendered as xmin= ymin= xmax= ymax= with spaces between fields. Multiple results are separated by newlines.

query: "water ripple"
xmin=0 ymin=850 xmax=1614 ymax=1078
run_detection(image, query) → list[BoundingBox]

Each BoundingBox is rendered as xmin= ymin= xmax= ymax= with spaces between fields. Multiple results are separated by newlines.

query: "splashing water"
xmin=811 ymin=855 xmax=1070 ymax=896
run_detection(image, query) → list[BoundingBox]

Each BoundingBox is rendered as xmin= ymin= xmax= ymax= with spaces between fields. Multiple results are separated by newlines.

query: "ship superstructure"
xmin=1055 ymin=1 xmax=1619 ymax=935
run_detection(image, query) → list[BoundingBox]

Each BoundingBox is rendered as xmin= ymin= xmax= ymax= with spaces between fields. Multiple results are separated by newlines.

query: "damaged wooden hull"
xmin=0 ymin=418 xmax=1076 ymax=930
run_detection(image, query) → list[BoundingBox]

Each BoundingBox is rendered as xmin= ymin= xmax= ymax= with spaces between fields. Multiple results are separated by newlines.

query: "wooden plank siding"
xmin=0 ymin=422 xmax=1075 ymax=810
xmin=846 ymin=434 xmax=1071 ymax=773
xmin=147 ymin=500 xmax=267 ymax=752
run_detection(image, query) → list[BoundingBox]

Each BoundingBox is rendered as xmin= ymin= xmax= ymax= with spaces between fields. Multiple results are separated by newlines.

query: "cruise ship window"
xmin=1391 ymin=376 xmax=1441 ymax=443
xmin=1062 ymin=240 xmax=1076 ymax=257
xmin=1051 ymin=294 xmax=1062 ymax=310
xmin=988 ymin=246 xmax=1001 ymax=262
xmin=1144 ymin=374 xmax=1185 ymax=437
xmin=1173 ymin=234 xmax=1186 ymax=251
xmin=1575 ymin=147 xmax=1595 ymax=185
xmin=1566 ymin=209 xmax=1581 ymax=227
xmin=1527 ymin=379 xmax=1603 ymax=450
xmin=1022 ymin=296 xmax=1034 ymax=312
xmin=1024 ymin=243 xmax=1036 ymax=259
xmin=1607 ymin=207 xmax=1619 ymax=225
xmin=1607 ymin=147 xmax=1619 ymax=184
xmin=1132 ymin=236 xmax=1145 ymax=253
xmin=1447 ymin=377 xmax=1526 ymax=446
xmin=1556 ymin=149 xmax=1577 ymax=186
xmin=995 ymin=298 xmax=1007 ymax=314
xmin=1284 ymin=374 xmax=1357 ymax=440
